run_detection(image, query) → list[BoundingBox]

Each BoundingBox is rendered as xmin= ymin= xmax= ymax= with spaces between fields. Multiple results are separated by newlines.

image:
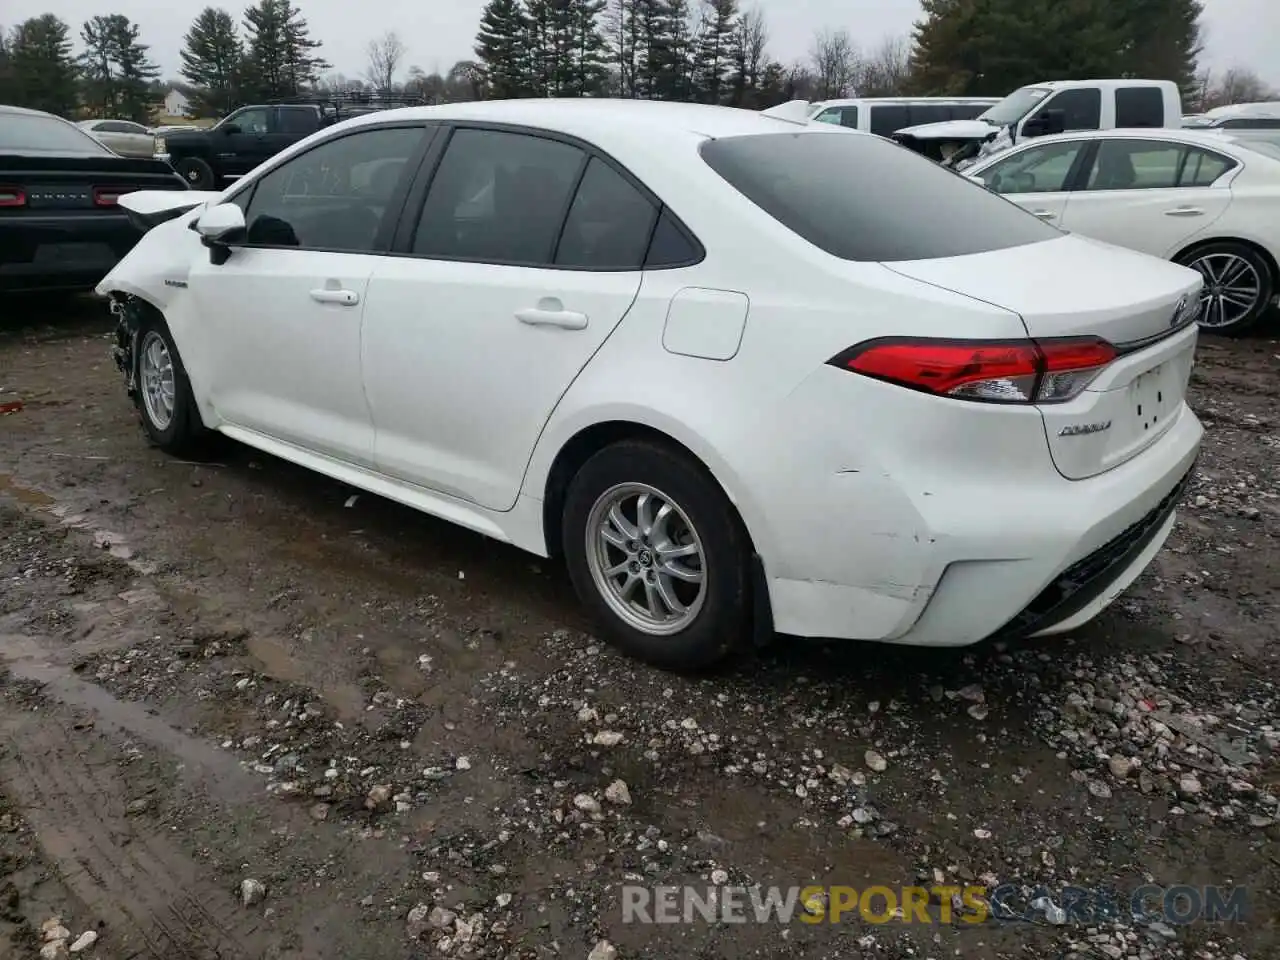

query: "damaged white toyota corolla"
xmin=98 ymin=98 xmax=1204 ymax=671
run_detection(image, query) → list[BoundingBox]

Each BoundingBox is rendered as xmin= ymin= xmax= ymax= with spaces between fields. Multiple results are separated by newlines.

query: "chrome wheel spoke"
xmin=584 ymin=482 xmax=708 ymax=637
xmin=138 ymin=331 xmax=175 ymax=429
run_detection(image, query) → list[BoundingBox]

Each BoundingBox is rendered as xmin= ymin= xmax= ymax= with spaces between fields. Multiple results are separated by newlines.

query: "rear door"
xmin=1057 ymin=138 xmax=1235 ymax=257
xmin=971 ymin=138 xmax=1092 ymax=225
xmin=361 ymin=125 xmax=655 ymax=511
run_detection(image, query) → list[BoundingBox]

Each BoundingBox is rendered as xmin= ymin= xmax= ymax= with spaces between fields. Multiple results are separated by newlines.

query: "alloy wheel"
xmin=138 ymin=330 xmax=176 ymax=431
xmin=584 ymin=482 xmax=707 ymax=636
xmin=1188 ymin=252 xmax=1262 ymax=329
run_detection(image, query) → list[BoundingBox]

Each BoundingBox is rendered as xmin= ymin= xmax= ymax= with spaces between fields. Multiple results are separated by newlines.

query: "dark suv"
xmin=157 ymin=96 xmax=426 ymax=189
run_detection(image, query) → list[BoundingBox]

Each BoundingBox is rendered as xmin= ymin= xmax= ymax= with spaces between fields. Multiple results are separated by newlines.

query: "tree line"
xmin=1 ymin=0 xmax=1276 ymax=126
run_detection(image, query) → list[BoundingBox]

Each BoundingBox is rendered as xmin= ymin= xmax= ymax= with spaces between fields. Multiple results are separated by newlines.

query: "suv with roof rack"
xmin=155 ymin=95 xmax=426 ymax=190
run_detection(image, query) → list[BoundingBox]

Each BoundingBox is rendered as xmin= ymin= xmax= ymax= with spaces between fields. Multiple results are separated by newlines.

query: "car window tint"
xmin=1086 ymin=140 xmax=1181 ymax=190
xmin=907 ymin=104 xmax=948 ymax=126
xmin=1221 ymin=117 xmax=1280 ymax=129
xmin=868 ymin=105 xmax=908 ymax=136
xmin=700 ymin=132 xmax=1059 ymax=262
xmin=227 ymin=107 xmax=270 ymax=134
xmin=242 ymin=126 xmax=424 ymax=252
xmin=1179 ymin=147 xmax=1235 ymax=186
xmin=1041 ymin=88 xmax=1102 ymax=130
xmin=645 ymin=209 xmax=701 ymax=267
xmin=979 ymin=141 xmax=1086 ymax=194
xmin=98 ymin=121 xmax=126 ymax=133
xmin=412 ymin=128 xmax=585 ymax=264
xmin=1115 ymin=87 xmax=1165 ymax=127
xmin=555 ymin=158 xmax=658 ymax=269
xmin=278 ymin=107 xmax=318 ymax=134
xmin=836 ymin=106 xmax=858 ymax=128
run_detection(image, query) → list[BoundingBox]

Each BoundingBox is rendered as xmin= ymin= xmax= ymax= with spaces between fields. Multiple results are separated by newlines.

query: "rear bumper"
xmin=0 ymin=213 xmax=141 ymax=293
xmin=765 ymin=400 xmax=1202 ymax=646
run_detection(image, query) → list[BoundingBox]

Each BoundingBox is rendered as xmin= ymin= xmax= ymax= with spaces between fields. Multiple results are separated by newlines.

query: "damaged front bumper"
xmin=109 ymin=296 xmax=144 ymax=401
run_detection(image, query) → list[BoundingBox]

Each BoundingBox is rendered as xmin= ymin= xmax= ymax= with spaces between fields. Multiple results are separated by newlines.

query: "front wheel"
xmin=174 ymin=156 xmax=216 ymax=190
xmin=132 ymin=314 xmax=208 ymax=456
xmin=562 ymin=440 xmax=752 ymax=671
xmin=1177 ymin=242 xmax=1274 ymax=336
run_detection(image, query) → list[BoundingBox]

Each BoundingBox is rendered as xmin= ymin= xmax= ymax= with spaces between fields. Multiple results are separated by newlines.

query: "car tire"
xmin=174 ymin=156 xmax=216 ymax=190
xmin=1176 ymin=241 xmax=1274 ymax=336
xmin=132 ymin=313 xmax=208 ymax=456
xmin=562 ymin=439 xmax=752 ymax=671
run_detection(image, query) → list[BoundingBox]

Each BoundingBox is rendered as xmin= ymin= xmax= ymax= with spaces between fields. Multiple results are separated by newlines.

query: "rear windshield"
xmin=699 ymin=131 xmax=1059 ymax=262
xmin=0 ymin=113 xmax=112 ymax=155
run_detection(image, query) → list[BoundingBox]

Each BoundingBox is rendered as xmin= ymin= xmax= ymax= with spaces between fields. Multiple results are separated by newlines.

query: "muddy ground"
xmin=0 ymin=299 xmax=1277 ymax=960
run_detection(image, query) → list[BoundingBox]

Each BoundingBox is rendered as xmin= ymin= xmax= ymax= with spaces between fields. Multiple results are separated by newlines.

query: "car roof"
xmin=0 ymin=104 xmax=57 ymax=118
xmin=1001 ymin=127 xmax=1256 ymax=149
xmin=334 ymin=98 xmax=850 ymax=150
xmin=813 ymin=97 xmax=1000 ymax=107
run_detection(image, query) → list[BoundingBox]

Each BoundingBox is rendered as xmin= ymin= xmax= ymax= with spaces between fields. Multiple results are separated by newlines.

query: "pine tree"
xmin=694 ymin=0 xmax=737 ymax=103
xmin=181 ymin=7 xmax=243 ymax=116
xmin=475 ymin=0 xmax=530 ymax=98
xmin=9 ymin=15 xmax=78 ymax=115
xmin=110 ymin=17 xmax=161 ymax=123
xmin=1113 ymin=0 xmax=1202 ymax=95
xmin=567 ymin=0 xmax=610 ymax=96
xmin=79 ymin=15 xmax=119 ymax=115
xmin=242 ymin=0 xmax=327 ymax=101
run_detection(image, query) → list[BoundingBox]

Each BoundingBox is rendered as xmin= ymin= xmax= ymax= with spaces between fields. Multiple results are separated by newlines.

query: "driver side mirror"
xmin=194 ymin=203 xmax=246 ymax=265
xmin=1022 ymin=108 xmax=1066 ymax=138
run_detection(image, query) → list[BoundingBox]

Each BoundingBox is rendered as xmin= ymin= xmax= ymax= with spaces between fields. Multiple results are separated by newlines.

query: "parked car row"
xmin=91 ymin=97 xmax=1206 ymax=671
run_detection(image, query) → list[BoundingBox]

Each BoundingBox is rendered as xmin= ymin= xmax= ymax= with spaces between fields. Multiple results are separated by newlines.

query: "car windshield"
xmin=700 ymin=131 xmax=1060 ymax=262
xmin=0 ymin=113 xmax=112 ymax=154
xmin=979 ymin=87 xmax=1052 ymax=126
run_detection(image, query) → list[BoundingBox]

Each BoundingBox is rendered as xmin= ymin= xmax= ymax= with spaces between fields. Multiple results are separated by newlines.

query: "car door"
xmin=117 ymin=121 xmax=155 ymax=157
xmin=215 ymin=106 xmax=275 ymax=177
xmin=1057 ymin=138 xmax=1236 ymax=257
xmin=88 ymin=121 xmax=127 ymax=154
xmin=185 ymin=123 xmax=432 ymax=467
xmin=361 ymin=125 xmax=655 ymax=511
xmin=971 ymin=138 xmax=1092 ymax=225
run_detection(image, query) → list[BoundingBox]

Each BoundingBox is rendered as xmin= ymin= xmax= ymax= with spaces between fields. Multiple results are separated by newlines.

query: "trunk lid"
xmin=884 ymin=233 xmax=1203 ymax=480
xmin=0 ymin=153 xmax=186 ymax=216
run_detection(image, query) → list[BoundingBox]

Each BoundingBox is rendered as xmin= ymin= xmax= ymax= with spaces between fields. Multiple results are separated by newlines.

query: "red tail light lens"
xmin=93 ymin=186 xmax=127 ymax=206
xmin=0 ymin=186 xmax=25 ymax=207
xmin=829 ymin=336 xmax=1117 ymax=404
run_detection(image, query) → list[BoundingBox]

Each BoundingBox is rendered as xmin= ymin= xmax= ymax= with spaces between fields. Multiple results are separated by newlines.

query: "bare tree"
xmin=1203 ymin=66 xmax=1277 ymax=109
xmin=735 ymin=6 xmax=768 ymax=92
xmin=365 ymin=30 xmax=406 ymax=94
xmin=857 ymin=34 xmax=910 ymax=97
xmin=809 ymin=27 xmax=856 ymax=100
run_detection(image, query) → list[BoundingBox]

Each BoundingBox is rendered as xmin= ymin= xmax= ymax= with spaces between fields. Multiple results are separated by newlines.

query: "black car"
xmin=159 ymin=96 xmax=427 ymax=190
xmin=0 ymin=104 xmax=188 ymax=294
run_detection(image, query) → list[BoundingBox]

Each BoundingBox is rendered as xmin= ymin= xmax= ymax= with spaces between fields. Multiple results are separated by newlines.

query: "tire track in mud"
xmin=0 ymin=707 xmax=261 ymax=959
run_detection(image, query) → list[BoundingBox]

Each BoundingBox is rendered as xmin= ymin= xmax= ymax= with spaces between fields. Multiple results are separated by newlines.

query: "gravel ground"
xmin=0 ymin=299 xmax=1277 ymax=960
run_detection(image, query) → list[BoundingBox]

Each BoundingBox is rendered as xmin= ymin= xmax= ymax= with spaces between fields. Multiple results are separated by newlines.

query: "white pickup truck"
xmin=892 ymin=79 xmax=1183 ymax=167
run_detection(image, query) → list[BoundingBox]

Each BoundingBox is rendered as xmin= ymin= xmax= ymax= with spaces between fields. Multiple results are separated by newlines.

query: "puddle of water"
xmin=0 ymin=472 xmax=55 ymax=506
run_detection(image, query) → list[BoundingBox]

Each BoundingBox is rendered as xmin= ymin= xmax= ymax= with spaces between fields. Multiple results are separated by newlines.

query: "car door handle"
xmin=516 ymin=306 xmax=588 ymax=330
xmin=1030 ymin=209 xmax=1056 ymax=219
xmin=1164 ymin=207 xmax=1204 ymax=217
xmin=310 ymin=288 xmax=359 ymax=306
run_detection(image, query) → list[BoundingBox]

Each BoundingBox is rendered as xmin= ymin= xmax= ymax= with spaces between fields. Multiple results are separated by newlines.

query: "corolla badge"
xmin=1058 ymin=420 xmax=1112 ymax=437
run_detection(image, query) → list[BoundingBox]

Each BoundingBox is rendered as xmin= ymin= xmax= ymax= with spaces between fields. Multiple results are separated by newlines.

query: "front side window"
xmin=412 ymin=128 xmax=585 ymax=264
xmin=1115 ymin=87 xmax=1165 ymax=127
xmin=700 ymin=131 xmax=1059 ymax=262
xmin=978 ymin=140 xmax=1088 ymax=194
xmin=1038 ymin=89 xmax=1102 ymax=132
xmin=1085 ymin=139 xmax=1182 ymax=190
xmin=223 ymin=107 xmax=270 ymax=134
xmin=241 ymin=126 xmax=425 ymax=251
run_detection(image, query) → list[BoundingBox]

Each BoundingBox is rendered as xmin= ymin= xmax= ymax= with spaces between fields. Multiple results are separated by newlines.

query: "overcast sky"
xmin=7 ymin=0 xmax=1276 ymax=90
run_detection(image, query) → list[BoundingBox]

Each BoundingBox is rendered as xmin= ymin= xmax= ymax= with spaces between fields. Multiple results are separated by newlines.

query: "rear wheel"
xmin=174 ymin=156 xmax=216 ymax=190
xmin=1177 ymin=241 xmax=1274 ymax=336
xmin=562 ymin=440 xmax=751 ymax=671
xmin=133 ymin=313 xmax=208 ymax=456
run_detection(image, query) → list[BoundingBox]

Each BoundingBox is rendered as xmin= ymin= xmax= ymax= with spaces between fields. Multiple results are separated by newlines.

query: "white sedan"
xmin=97 ymin=100 xmax=1202 ymax=670
xmin=75 ymin=118 xmax=157 ymax=158
xmin=964 ymin=128 xmax=1280 ymax=335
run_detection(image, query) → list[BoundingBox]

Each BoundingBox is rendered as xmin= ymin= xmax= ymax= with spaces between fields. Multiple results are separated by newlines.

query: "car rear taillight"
xmin=0 ymin=186 xmax=25 ymax=207
xmin=93 ymin=186 xmax=129 ymax=206
xmin=829 ymin=336 xmax=1117 ymax=404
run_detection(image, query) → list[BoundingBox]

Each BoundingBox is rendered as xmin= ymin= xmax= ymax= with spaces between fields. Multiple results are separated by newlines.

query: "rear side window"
xmin=1041 ymin=89 xmax=1102 ymax=130
xmin=278 ymin=107 xmax=319 ymax=134
xmin=1115 ymin=87 xmax=1165 ymax=127
xmin=700 ymin=132 xmax=1059 ymax=261
xmin=0 ymin=113 xmax=111 ymax=154
xmin=868 ymin=105 xmax=908 ymax=136
xmin=1180 ymin=147 xmax=1236 ymax=186
xmin=413 ymin=128 xmax=585 ymax=264
xmin=555 ymin=158 xmax=658 ymax=269
xmin=1221 ymin=117 xmax=1280 ymax=129
xmin=906 ymin=104 xmax=948 ymax=126
xmin=948 ymin=104 xmax=990 ymax=120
